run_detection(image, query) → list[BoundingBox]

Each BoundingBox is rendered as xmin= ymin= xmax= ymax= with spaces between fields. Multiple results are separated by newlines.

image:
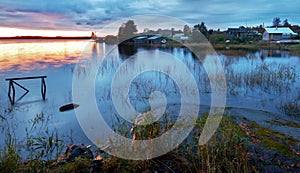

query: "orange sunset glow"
xmin=0 ymin=40 xmax=96 ymax=73
xmin=0 ymin=27 xmax=92 ymax=37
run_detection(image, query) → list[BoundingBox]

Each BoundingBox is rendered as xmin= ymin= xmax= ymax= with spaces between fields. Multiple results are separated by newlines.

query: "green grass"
xmin=99 ymin=112 xmax=251 ymax=173
xmin=246 ymin=121 xmax=300 ymax=158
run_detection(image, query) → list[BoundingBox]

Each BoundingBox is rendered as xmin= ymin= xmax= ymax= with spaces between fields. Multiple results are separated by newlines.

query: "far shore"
xmin=0 ymin=36 xmax=91 ymax=39
xmin=167 ymin=41 xmax=300 ymax=56
xmin=1 ymin=37 xmax=300 ymax=55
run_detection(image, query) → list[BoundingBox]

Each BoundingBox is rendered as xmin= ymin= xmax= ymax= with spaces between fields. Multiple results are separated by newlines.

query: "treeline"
xmin=97 ymin=18 xmax=300 ymax=44
xmin=98 ymin=20 xmax=220 ymax=44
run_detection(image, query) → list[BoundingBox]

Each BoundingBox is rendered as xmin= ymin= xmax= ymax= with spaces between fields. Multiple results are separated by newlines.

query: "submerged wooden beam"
xmin=5 ymin=76 xmax=47 ymax=104
xmin=5 ymin=75 xmax=47 ymax=81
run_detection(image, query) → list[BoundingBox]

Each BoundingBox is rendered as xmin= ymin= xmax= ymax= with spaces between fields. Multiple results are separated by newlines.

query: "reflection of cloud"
xmin=0 ymin=0 xmax=299 ymax=31
xmin=0 ymin=40 xmax=87 ymax=72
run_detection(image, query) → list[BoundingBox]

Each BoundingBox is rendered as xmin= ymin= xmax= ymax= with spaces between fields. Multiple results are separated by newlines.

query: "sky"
xmin=0 ymin=0 xmax=299 ymax=37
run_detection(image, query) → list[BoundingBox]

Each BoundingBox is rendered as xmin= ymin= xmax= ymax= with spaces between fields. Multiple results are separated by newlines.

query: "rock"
xmin=52 ymin=144 xmax=93 ymax=167
xmin=65 ymin=144 xmax=93 ymax=161
xmin=51 ymin=144 xmax=104 ymax=172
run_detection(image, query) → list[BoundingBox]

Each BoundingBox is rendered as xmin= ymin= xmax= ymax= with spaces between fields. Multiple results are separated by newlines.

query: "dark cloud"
xmin=0 ymin=0 xmax=299 ymax=31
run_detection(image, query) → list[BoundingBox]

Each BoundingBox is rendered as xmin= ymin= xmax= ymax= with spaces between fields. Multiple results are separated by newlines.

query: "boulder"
xmin=65 ymin=144 xmax=93 ymax=161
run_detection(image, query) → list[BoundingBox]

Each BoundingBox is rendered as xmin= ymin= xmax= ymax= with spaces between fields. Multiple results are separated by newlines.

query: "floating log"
xmin=59 ymin=103 xmax=79 ymax=112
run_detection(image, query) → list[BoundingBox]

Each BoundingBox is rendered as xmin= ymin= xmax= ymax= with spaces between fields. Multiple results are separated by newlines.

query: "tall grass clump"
xmin=0 ymin=128 xmax=21 ymax=172
xmin=0 ymin=110 xmax=66 ymax=172
xmin=183 ymin=113 xmax=249 ymax=172
xmin=102 ymin=111 xmax=250 ymax=172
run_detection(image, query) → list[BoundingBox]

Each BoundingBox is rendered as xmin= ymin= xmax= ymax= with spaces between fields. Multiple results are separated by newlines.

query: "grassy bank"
xmin=165 ymin=39 xmax=300 ymax=56
xmin=213 ymin=42 xmax=300 ymax=54
xmin=1 ymin=110 xmax=300 ymax=172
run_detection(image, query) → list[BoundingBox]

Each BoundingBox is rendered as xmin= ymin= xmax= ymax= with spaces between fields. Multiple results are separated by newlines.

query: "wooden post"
xmin=41 ymin=78 xmax=46 ymax=100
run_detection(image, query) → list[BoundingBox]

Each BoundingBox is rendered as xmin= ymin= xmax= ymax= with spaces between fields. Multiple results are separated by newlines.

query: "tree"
xmin=194 ymin=22 xmax=208 ymax=38
xmin=118 ymin=20 xmax=138 ymax=42
xmin=183 ymin=25 xmax=191 ymax=36
xmin=282 ymin=19 xmax=290 ymax=27
xmin=272 ymin=17 xmax=281 ymax=27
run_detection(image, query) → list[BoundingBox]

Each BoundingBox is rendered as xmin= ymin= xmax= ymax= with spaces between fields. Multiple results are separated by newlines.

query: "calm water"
xmin=0 ymin=39 xmax=300 ymax=149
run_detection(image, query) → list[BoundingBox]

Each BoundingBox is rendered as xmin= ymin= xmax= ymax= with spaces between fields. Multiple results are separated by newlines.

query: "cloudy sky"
xmin=0 ymin=0 xmax=299 ymax=36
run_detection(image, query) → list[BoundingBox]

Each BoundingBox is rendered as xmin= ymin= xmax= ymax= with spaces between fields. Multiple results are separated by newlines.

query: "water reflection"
xmin=118 ymin=44 xmax=137 ymax=57
xmin=92 ymin=45 xmax=300 ymax=117
xmin=0 ymin=40 xmax=300 ymax=149
xmin=0 ymin=39 xmax=88 ymax=74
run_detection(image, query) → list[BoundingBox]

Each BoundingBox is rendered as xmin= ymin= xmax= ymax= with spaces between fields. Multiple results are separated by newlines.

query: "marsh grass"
xmin=279 ymin=94 xmax=300 ymax=116
xmin=0 ymin=129 xmax=21 ymax=172
xmin=100 ymin=112 xmax=251 ymax=173
xmin=0 ymin=107 xmax=253 ymax=172
xmin=227 ymin=62 xmax=297 ymax=94
xmin=0 ymin=110 xmax=66 ymax=172
xmin=0 ymin=108 xmax=296 ymax=172
xmin=226 ymin=61 xmax=299 ymax=116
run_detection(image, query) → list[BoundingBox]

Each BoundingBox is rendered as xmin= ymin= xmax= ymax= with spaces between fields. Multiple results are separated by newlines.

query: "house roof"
xmin=148 ymin=35 xmax=161 ymax=40
xmin=264 ymin=27 xmax=297 ymax=35
xmin=134 ymin=36 xmax=148 ymax=40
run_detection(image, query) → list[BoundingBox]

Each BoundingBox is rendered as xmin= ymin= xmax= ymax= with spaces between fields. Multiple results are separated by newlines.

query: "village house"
xmin=262 ymin=27 xmax=297 ymax=41
xmin=131 ymin=35 xmax=165 ymax=45
xmin=173 ymin=33 xmax=189 ymax=43
xmin=226 ymin=26 xmax=257 ymax=39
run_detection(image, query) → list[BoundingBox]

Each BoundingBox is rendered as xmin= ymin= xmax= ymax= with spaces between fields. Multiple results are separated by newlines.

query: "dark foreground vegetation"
xmin=1 ymin=110 xmax=300 ymax=173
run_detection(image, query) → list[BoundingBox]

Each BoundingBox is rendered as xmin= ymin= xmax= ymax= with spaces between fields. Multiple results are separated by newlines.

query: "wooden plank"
xmin=5 ymin=75 xmax=47 ymax=81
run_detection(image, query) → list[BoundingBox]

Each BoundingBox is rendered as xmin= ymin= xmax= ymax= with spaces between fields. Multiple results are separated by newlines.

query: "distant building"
xmin=262 ymin=27 xmax=297 ymax=41
xmin=148 ymin=35 xmax=163 ymax=44
xmin=173 ymin=33 xmax=189 ymax=43
xmin=133 ymin=35 xmax=149 ymax=44
xmin=128 ymin=35 xmax=165 ymax=45
xmin=158 ymin=29 xmax=172 ymax=37
xmin=226 ymin=26 xmax=257 ymax=39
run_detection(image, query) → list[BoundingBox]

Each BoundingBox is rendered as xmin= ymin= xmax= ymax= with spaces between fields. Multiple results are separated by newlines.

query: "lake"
xmin=0 ymin=39 xmax=300 ymax=154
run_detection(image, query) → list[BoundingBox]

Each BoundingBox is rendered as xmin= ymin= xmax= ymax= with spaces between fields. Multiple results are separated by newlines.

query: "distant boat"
xmin=161 ymin=39 xmax=167 ymax=44
xmin=59 ymin=103 xmax=79 ymax=112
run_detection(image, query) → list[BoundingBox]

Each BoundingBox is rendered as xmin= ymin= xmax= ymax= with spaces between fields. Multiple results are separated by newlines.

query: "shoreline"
xmin=181 ymin=42 xmax=300 ymax=55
